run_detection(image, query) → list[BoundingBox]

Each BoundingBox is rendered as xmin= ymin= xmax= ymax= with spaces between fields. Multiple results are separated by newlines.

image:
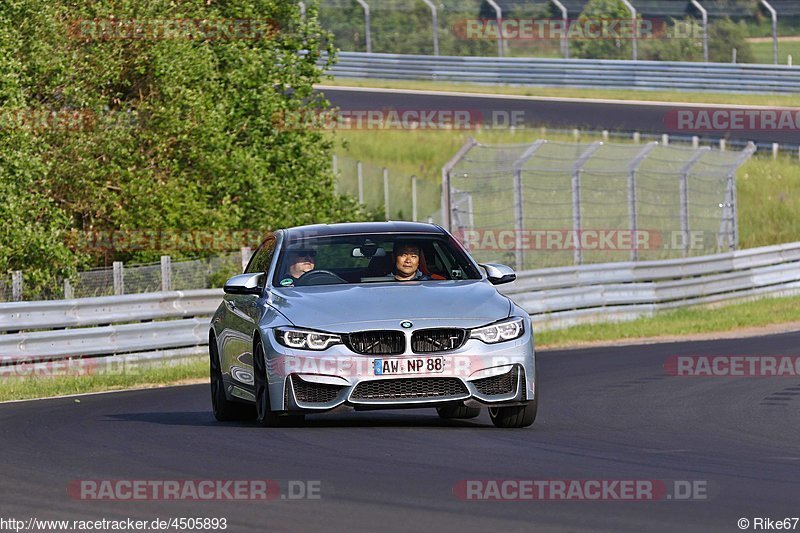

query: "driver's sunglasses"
xmin=293 ymin=251 xmax=316 ymax=260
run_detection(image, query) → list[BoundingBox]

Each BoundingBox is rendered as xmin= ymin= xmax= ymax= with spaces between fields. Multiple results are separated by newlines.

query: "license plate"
xmin=372 ymin=356 xmax=445 ymax=376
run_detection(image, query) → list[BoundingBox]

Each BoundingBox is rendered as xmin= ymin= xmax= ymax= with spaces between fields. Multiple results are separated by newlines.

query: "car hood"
xmin=269 ymin=280 xmax=511 ymax=331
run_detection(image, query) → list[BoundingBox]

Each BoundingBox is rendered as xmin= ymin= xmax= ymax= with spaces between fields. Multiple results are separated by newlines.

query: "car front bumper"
xmin=261 ymin=329 xmax=536 ymax=413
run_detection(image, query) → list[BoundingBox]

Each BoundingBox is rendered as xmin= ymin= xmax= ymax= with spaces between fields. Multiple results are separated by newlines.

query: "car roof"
xmin=282 ymin=221 xmax=447 ymax=240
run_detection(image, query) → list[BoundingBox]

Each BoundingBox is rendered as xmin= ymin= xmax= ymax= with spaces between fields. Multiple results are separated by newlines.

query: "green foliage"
xmin=708 ymin=17 xmax=755 ymax=62
xmin=318 ymin=1 xmax=495 ymax=56
xmin=571 ymin=0 xmax=638 ymax=60
xmin=0 ymin=0 xmax=368 ymax=295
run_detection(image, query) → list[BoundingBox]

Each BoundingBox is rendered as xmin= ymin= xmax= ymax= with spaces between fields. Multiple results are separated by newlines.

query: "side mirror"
xmin=223 ymin=273 xmax=264 ymax=295
xmin=480 ymin=263 xmax=516 ymax=285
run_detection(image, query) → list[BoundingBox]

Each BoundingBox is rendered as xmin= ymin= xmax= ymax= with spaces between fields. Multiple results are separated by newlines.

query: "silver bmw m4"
xmin=209 ymin=222 xmax=537 ymax=428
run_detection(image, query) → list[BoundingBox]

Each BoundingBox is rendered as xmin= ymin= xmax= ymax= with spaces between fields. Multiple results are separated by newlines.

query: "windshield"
xmin=273 ymin=233 xmax=482 ymax=287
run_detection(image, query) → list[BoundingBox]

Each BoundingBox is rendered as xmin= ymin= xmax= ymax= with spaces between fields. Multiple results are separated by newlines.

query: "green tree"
xmin=708 ymin=17 xmax=755 ymax=63
xmin=0 ymin=0 xmax=368 ymax=295
xmin=571 ymin=0 xmax=639 ymax=60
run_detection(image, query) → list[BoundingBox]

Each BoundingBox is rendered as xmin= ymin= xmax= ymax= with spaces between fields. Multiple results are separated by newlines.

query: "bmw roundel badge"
xmin=400 ymin=320 xmax=413 ymax=329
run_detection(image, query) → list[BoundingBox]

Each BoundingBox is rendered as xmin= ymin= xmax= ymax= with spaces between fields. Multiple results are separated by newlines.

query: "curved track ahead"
xmin=3 ymin=331 xmax=800 ymax=532
xmin=320 ymin=86 xmax=800 ymax=146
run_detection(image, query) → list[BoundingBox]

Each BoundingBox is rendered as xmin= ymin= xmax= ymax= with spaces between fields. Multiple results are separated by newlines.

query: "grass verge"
xmin=536 ymin=293 xmax=800 ymax=349
xmin=750 ymin=39 xmax=800 ymax=65
xmin=320 ymin=79 xmax=800 ymax=107
xmin=0 ymin=358 xmax=207 ymax=403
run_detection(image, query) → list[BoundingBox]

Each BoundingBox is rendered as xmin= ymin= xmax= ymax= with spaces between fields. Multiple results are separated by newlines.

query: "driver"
xmin=391 ymin=242 xmax=431 ymax=282
xmin=279 ymin=245 xmax=316 ymax=286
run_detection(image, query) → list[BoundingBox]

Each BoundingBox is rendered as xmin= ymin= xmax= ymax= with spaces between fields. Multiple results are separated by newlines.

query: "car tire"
xmin=436 ymin=405 xmax=481 ymax=419
xmin=488 ymin=375 xmax=538 ymax=429
xmin=210 ymin=336 xmax=255 ymax=421
xmin=253 ymin=342 xmax=305 ymax=428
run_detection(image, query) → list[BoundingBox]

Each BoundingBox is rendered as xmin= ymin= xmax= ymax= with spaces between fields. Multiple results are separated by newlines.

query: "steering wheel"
xmin=294 ymin=270 xmax=347 ymax=286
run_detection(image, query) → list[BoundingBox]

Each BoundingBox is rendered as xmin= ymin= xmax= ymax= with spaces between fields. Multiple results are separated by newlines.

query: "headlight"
xmin=469 ymin=317 xmax=525 ymax=344
xmin=274 ymin=327 xmax=341 ymax=351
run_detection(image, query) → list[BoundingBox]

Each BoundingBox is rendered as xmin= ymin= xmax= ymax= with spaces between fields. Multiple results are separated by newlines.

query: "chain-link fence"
xmin=333 ymin=153 xmax=443 ymax=224
xmin=2 ymin=253 xmax=244 ymax=303
xmin=317 ymin=0 xmax=799 ymax=63
xmin=444 ymin=139 xmax=755 ymax=270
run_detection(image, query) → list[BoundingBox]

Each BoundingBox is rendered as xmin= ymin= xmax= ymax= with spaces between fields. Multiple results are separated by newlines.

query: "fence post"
xmin=332 ymin=154 xmax=338 ymax=175
xmin=63 ymin=279 xmax=74 ymax=299
xmin=620 ymin=0 xmax=638 ymax=60
xmin=628 ymin=143 xmax=658 ymax=261
xmin=720 ymin=139 xmax=726 ymax=151
xmin=11 ymin=271 xmax=22 ymax=302
xmin=661 ymin=133 xmax=669 ymax=145
xmin=551 ymin=0 xmax=569 ymax=58
xmin=512 ymin=140 xmax=546 ymax=271
xmin=420 ymin=0 xmax=439 ymax=55
xmin=241 ymin=247 xmax=252 ymax=272
xmin=571 ymin=142 xmax=603 ymax=265
xmin=679 ymin=147 xmax=710 ymax=257
xmin=383 ymin=167 xmax=390 ymax=220
xmin=113 ymin=261 xmax=124 ymax=296
xmin=355 ymin=0 xmax=372 ymax=53
xmin=633 ymin=132 xmax=640 ymax=144
xmin=484 ymin=0 xmax=504 ymax=57
xmin=411 ymin=175 xmax=418 ymax=221
xmin=441 ymin=138 xmax=478 ymax=232
xmin=692 ymin=136 xmax=699 ymax=148
xmin=161 ymin=255 xmax=172 ymax=292
xmin=357 ymin=160 xmax=364 ymax=204
xmin=690 ymin=0 xmax=708 ymax=62
xmin=772 ymin=143 xmax=779 ymax=159
xmin=602 ymin=130 xmax=609 ymax=141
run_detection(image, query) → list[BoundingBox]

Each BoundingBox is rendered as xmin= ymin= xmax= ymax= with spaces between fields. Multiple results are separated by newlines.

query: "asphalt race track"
xmin=2 ymin=331 xmax=800 ymax=532
xmin=319 ymin=86 xmax=800 ymax=146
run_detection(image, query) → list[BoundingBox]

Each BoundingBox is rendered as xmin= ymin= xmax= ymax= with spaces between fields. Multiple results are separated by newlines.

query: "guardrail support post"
xmin=63 ymin=279 xmax=74 ymax=299
xmin=11 ymin=271 xmax=22 ymax=302
xmin=411 ymin=175 xmax=418 ymax=221
xmin=383 ymin=167 xmax=390 ymax=220
xmin=161 ymin=256 xmax=172 ymax=292
xmin=355 ymin=0 xmax=372 ymax=53
xmin=113 ymin=262 xmax=124 ymax=296
xmin=241 ymin=247 xmax=252 ymax=272
xmin=357 ymin=160 xmax=364 ymax=204
xmin=572 ymin=142 xmax=603 ymax=265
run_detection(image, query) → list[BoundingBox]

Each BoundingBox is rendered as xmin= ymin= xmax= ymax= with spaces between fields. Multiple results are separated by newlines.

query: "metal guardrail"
xmin=327 ymin=52 xmax=800 ymax=94
xmin=2 ymin=241 xmax=800 ymax=371
xmin=500 ymin=241 xmax=800 ymax=328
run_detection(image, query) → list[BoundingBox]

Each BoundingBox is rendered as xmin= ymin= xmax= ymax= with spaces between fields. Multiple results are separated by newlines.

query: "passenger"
xmin=391 ymin=242 xmax=431 ymax=282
